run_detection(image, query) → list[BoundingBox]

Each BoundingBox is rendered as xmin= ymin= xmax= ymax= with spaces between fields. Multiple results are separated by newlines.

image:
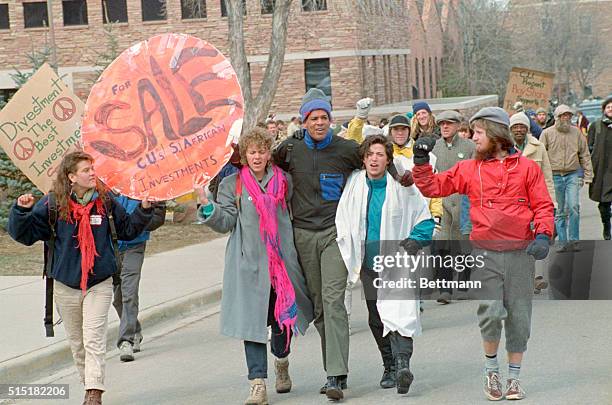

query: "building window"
xmin=302 ymin=0 xmax=326 ymax=12
xmin=102 ymin=0 xmax=128 ymax=23
xmin=414 ymin=58 xmax=419 ymax=98
xmin=428 ymin=57 xmax=433 ymax=97
xmin=0 ymin=4 xmax=9 ymax=29
xmin=182 ymin=0 xmax=206 ymax=19
xmin=23 ymin=2 xmax=48 ymax=28
xmin=63 ymin=0 xmax=88 ymax=26
xmin=261 ymin=0 xmax=274 ymax=14
xmin=304 ymin=58 xmax=331 ymax=101
xmin=221 ymin=0 xmax=246 ymax=17
xmin=142 ymin=0 xmax=166 ymax=21
xmin=421 ymin=59 xmax=426 ymax=98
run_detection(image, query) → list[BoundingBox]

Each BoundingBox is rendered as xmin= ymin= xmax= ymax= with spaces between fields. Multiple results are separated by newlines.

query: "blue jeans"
xmin=553 ymin=172 xmax=581 ymax=241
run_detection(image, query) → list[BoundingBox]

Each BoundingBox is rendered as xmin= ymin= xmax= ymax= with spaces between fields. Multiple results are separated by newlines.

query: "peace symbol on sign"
xmin=53 ymin=97 xmax=76 ymax=121
xmin=13 ymin=137 xmax=35 ymax=161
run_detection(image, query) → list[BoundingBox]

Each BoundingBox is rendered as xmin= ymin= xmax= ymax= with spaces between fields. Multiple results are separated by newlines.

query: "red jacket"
xmin=413 ymin=151 xmax=554 ymax=251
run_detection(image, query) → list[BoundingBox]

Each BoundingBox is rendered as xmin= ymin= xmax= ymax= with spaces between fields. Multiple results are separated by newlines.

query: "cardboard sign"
xmin=0 ymin=64 xmax=83 ymax=192
xmin=503 ymin=67 xmax=555 ymax=113
xmin=82 ymin=34 xmax=244 ymax=201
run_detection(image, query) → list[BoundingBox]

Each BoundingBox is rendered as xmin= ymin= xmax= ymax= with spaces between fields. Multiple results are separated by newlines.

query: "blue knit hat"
xmin=412 ymin=101 xmax=431 ymax=114
xmin=299 ymin=88 xmax=332 ymax=121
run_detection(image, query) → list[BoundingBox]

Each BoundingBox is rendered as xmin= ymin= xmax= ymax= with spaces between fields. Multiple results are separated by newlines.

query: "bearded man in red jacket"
xmin=411 ymin=107 xmax=554 ymax=401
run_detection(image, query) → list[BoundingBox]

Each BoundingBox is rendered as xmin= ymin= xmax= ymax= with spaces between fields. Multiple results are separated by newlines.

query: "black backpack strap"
xmin=103 ymin=194 xmax=122 ymax=286
xmin=44 ymin=192 xmax=58 ymax=337
xmin=284 ymin=142 xmax=294 ymax=165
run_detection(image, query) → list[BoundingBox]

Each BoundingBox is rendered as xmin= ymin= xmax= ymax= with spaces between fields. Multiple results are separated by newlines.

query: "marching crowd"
xmin=6 ymin=91 xmax=612 ymax=405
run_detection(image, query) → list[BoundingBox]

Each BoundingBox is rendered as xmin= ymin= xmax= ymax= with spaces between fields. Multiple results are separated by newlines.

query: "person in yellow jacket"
xmin=346 ymin=100 xmax=443 ymax=223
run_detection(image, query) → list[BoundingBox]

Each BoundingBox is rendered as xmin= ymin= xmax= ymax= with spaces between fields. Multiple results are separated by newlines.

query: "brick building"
xmin=0 ymin=0 xmax=457 ymax=115
xmin=507 ymin=0 xmax=611 ymax=101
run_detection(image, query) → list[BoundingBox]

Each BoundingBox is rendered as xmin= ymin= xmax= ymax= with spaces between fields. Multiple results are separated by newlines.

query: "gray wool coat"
xmin=201 ymin=166 xmax=314 ymax=343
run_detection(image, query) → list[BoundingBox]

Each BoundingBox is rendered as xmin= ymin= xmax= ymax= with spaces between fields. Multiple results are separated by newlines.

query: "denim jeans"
xmin=553 ymin=171 xmax=581 ymax=241
xmin=244 ymin=288 xmax=292 ymax=380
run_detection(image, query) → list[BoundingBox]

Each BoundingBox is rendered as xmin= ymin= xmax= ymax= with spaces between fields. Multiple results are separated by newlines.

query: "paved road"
xmin=6 ymin=187 xmax=611 ymax=405
xmin=12 ymin=296 xmax=612 ymax=405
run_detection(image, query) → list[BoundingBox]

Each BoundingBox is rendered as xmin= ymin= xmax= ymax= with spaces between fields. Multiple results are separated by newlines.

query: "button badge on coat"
xmin=458 ymin=152 xmax=465 ymax=159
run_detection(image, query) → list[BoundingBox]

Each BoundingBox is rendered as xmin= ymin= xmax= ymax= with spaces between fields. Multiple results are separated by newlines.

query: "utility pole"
xmin=46 ymin=0 xmax=58 ymax=70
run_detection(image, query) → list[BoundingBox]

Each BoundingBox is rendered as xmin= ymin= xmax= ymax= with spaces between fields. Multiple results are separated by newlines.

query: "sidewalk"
xmin=0 ymin=236 xmax=228 ymax=385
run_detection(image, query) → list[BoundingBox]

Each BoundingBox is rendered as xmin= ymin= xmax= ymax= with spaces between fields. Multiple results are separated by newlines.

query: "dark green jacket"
xmin=273 ymin=129 xmax=361 ymax=230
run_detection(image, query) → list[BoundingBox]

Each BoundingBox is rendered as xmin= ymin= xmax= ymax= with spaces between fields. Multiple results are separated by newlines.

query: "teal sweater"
xmin=364 ymin=175 xmax=434 ymax=269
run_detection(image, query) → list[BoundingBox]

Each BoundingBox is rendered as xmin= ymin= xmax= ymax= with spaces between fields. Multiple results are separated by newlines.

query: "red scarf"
xmin=68 ymin=198 xmax=105 ymax=294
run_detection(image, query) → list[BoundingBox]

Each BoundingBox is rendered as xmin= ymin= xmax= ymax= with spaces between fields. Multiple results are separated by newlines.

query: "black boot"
xmin=395 ymin=354 xmax=414 ymax=395
xmin=325 ymin=376 xmax=344 ymax=401
xmin=379 ymin=364 xmax=396 ymax=389
xmin=319 ymin=375 xmax=347 ymax=394
xmin=603 ymin=221 xmax=611 ymax=240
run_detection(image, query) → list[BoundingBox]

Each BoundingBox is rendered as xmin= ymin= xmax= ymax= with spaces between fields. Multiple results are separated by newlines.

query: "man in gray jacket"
xmin=430 ymin=110 xmax=475 ymax=303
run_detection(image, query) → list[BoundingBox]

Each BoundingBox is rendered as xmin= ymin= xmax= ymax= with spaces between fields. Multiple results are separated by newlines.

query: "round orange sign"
xmin=82 ymin=33 xmax=244 ymax=200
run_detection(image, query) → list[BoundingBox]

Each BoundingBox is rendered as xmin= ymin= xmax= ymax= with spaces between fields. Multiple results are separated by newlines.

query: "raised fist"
xmin=16 ymin=194 xmax=35 ymax=209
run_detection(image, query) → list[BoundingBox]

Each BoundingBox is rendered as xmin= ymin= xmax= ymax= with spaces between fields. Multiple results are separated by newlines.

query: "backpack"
xmin=43 ymin=192 xmax=121 ymax=337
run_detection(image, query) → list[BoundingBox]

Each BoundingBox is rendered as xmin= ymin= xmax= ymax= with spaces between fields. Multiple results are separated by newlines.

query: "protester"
xmin=534 ymin=107 xmax=548 ymax=129
xmin=510 ymin=112 xmax=556 ymax=293
xmin=511 ymin=102 xmax=543 ymax=139
xmin=576 ymin=111 xmax=589 ymax=136
xmin=457 ymin=121 xmax=473 ymax=139
xmin=412 ymin=107 xmax=555 ymax=401
xmin=386 ymin=114 xmax=443 ymax=235
xmin=273 ymin=88 xmax=412 ymax=402
xmin=113 ymin=197 xmax=166 ymax=362
xmin=540 ymin=105 xmax=593 ymax=244
xmin=411 ymin=101 xmax=440 ymax=139
xmin=587 ymin=97 xmax=612 ymax=240
xmin=286 ymin=116 xmax=302 ymax=138
xmin=7 ymin=151 xmax=154 ymax=405
xmin=276 ymin=120 xmax=287 ymax=135
xmin=197 ymin=128 xmax=314 ymax=405
xmin=430 ymin=110 xmax=476 ymax=303
xmin=336 ymin=135 xmax=433 ymax=394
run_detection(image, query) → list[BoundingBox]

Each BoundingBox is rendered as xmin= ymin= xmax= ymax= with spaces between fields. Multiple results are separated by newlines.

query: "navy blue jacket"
xmin=8 ymin=194 xmax=153 ymax=290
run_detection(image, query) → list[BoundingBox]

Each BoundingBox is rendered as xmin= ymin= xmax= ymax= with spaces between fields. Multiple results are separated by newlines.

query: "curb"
xmin=0 ymin=283 xmax=222 ymax=386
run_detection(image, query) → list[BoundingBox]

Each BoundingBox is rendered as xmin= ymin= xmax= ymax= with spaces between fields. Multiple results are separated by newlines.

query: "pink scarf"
xmin=68 ymin=198 xmax=105 ymax=294
xmin=239 ymin=165 xmax=297 ymax=348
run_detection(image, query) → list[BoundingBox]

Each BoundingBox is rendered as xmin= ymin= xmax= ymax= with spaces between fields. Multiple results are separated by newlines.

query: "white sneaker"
xmin=119 ymin=341 xmax=134 ymax=362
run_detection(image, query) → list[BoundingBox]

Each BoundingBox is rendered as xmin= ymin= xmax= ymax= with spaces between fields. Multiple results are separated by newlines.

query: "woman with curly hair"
xmin=197 ymin=127 xmax=313 ymax=405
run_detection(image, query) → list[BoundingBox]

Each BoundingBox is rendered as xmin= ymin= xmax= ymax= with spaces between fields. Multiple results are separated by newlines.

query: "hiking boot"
xmin=379 ymin=365 xmax=396 ymax=389
xmin=82 ymin=389 xmax=102 ymax=405
xmin=274 ymin=357 xmax=292 ymax=393
xmin=324 ymin=376 xmax=344 ymax=402
xmin=483 ymin=370 xmax=503 ymax=401
xmin=119 ymin=341 xmax=134 ymax=362
xmin=437 ymin=291 xmax=451 ymax=305
xmin=505 ymin=378 xmax=526 ymax=400
xmin=395 ymin=354 xmax=414 ymax=395
xmin=244 ymin=378 xmax=268 ymax=405
xmin=319 ymin=375 xmax=347 ymax=394
xmin=534 ymin=276 xmax=548 ymax=294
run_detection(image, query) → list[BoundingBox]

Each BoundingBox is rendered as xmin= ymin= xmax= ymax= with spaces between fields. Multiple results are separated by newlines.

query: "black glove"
xmin=413 ymin=136 xmax=436 ymax=165
xmin=525 ymin=234 xmax=550 ymax=260
xmin=292 ymin=128 xmax=305 ymax=140
xmin=399 ymin=170 xmax=414 ymax=187
xmin=399 ymin=238 xmax=422 ymax=255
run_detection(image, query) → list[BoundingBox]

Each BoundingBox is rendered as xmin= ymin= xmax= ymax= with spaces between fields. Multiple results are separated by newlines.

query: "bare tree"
xmin=532 ymin=1 xmax=604 ymax=101
xmin=226 ymin=0 xmax=292 ymax=132
xmin=439 ymin=0 xmax=512 ymax=98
